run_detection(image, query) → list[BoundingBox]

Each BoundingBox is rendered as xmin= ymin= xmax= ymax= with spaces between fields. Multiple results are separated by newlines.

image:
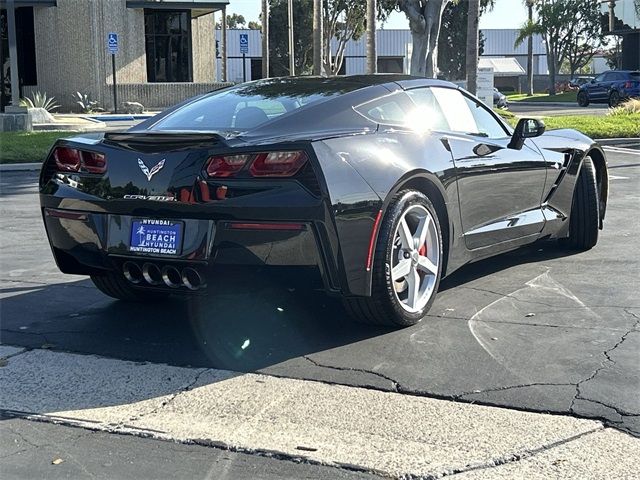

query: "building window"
xmin=377 ymin=57 xmax=404 ymax=74
xmin=144 ymin=9 xmax=192 ymax=82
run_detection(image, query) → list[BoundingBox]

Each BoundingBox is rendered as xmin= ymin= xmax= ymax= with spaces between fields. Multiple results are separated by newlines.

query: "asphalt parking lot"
xmin=0 ymin=147 xmax=638 ymax=477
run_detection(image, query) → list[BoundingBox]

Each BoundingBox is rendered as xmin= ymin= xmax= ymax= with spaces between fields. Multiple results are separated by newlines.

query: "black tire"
xmin=608 ymin=90 xmax=620 ymax=108
xmin=560 ymin=157 xmax=599 ymax=250
xmin=91 ymin=272 xmax=167 ymax=302
xmin=343 ymin=190 xmax=443 ymax=327
xmin=577 ymin=91 xmax=589 ymax=107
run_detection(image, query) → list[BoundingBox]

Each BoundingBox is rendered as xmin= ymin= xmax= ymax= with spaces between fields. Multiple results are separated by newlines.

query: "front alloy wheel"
xmin=343 ymin=190 xmax=443 ymax=327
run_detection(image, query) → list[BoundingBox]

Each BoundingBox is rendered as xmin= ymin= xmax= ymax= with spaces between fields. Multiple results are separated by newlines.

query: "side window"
xmin=406 ymin=88 xmax=450 ymax=131
xmin=431 ymin=87 xmax=509 ymax=139
xmin=354 ymin=92 xmax=410 ymax=126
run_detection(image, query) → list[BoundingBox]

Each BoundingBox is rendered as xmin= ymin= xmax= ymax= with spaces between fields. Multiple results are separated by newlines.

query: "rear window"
xmin=150 ymin=78 xmax=357 ymax=132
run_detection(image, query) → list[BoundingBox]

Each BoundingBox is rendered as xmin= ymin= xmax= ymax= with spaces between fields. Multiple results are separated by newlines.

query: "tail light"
xmin=205 ymin=154 xmax=251 ymax=177
xmin=249 ymin=151 xmax=307 ymax=177
xmin=624 ymin=81 xmax=633 ymax=89
xmin=52 ymin=147 xmax=106 ymax=174
xmin=205 ymin=151 xmax=307 ymax=178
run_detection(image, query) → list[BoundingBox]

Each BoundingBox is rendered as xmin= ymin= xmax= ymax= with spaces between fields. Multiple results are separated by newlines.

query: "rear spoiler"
xmin=103 ymin=131 xmax=229 ymax=152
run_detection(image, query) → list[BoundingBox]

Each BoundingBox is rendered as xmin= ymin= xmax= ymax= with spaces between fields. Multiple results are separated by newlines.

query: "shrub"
xmin=74 ymin=92 xmax=101 ymax=114
xmin=19 ymin=91 xmax=60 ymax=112
xmin=608 ymin=98 xmax=640 ymax=116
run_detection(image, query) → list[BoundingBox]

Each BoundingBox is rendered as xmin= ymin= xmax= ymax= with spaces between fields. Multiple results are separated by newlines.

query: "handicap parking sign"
xmin=239 ymin=33 xmax=249 ymax=54
xmin=107 ymin=32 xmax=119 ymax=54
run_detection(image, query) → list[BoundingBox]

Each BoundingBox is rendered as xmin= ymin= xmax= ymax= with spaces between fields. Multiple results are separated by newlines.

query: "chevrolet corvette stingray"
xmin=39 ymin=75 xmax=608 ymax=326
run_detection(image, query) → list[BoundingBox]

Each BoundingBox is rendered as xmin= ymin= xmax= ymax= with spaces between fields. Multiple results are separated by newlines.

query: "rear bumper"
xmin=42 ymin=205 xmax=331 ymax=290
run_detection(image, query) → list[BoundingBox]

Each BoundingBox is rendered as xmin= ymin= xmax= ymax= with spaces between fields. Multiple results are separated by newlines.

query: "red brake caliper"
xmin=418 ymin=244 xmax=427 ymax=276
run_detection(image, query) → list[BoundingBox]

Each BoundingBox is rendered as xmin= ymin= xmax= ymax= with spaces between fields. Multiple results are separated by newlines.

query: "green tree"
xmin=269 ymin=0 xmax=395 ymax=77
xmin=322 ymin=1 xmax=368 ymax=75
xmin=269 ymin=0 xmax=314 ymax=76
xmin=516 ymin=0 xmax=604 ymax=95
xmin=215 ymin=13 xmax=248 ymax=29
xmin=437 ymin=1 xmax=488 ymax=80
xmin=248 ymin=21 xmax=262 ymax=30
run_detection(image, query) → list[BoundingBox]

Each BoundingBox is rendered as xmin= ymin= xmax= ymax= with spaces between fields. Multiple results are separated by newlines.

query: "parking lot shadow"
xmin=0 ymin=266 xmax=390 ymax=372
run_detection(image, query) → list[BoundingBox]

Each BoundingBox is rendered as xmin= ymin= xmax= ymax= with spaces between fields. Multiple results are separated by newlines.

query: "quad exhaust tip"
xmin=123 ymin=262 xmax=205 ymax=290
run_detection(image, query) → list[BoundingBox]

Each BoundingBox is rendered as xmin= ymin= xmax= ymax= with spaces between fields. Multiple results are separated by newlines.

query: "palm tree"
xmin=313 ymin=0 xmax=323 ymax=75
xmin=466 ymin=0 xmax=480 ymax=94
xmin=524 ymin=0 xmax=535 ymax=95
xmin=514 ymin=13 xmax=544 ymax=96
xmin=366 ymin=0 xmax=377 ymax=74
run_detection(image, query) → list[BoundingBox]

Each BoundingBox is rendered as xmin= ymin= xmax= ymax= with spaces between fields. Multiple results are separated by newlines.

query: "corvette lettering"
xmin=123 ymin=195 xmax=176 ymax=201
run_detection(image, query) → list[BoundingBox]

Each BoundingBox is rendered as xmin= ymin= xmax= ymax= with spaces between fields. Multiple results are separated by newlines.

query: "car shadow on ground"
xmin=1 ymin=241 xmax=580 ymax=373
xmin=439 ymin=240 xmax=582 ymax=291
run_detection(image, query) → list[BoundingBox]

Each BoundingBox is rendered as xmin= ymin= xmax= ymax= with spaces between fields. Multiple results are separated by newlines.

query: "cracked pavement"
xmin=1 ymin=149 xmax=639 ymax=477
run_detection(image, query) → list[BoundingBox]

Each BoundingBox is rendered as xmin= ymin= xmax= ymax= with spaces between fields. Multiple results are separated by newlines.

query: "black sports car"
xmin=39 ymin=75 xmax=608 ymax=327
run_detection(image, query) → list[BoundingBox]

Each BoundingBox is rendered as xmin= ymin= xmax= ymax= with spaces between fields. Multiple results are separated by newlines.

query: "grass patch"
xmin=543 ymin=114 xmax=640 ymax=138
xmin=0 ymin=131 xmax=75 ymax=164
xmin=497 ymin=108 xmax=639 ymax=138
xmin=508 ymin=92 xmax=577 ymax=103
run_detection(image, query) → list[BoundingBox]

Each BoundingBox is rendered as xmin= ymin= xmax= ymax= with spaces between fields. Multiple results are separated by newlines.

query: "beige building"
xmin=1 ymin=0 xmax=230 ymax=111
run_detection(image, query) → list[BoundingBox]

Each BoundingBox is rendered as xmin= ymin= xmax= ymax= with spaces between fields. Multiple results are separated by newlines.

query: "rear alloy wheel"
xmin=91 ymin=271 xmax=167 ymax=302
xmin=344 ymin=190 xmax=443 ymax=327
xmin=559 ymin=157 xmax=599 ymax=251
xmin=608 ymin=90 xmax=620 ymax=108
xmin=577 ymin=91 xmax=589 ymax=107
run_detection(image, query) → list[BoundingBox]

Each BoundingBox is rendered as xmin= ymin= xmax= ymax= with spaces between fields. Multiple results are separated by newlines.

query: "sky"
xmin=227 ymin=0 xmax=529 ymax=30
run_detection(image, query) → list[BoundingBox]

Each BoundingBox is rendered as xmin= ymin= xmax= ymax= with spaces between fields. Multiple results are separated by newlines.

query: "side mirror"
xmin=590 ymin=78 xmax=596 ymax=83
xmin=508 ymin=118 xmax=546 ymax=150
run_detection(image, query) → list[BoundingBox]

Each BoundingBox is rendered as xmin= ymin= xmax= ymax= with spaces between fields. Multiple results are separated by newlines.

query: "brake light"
xmin=249 ymin=151 xmax=307 ymax=177
xmin=204 ymin=151 xmax=308 ymax=178
xmin=52 ymin=147 xmax=107 ymax=174
xmin=205 ymin=154 xmax=250 ymax=177
xmin=53 ymin=147 xmax=81 ymax=172
xmin=81 ymin=152 xmax=106 ymax=174
xmin=625 ymin=81 xmax=632 ymax=89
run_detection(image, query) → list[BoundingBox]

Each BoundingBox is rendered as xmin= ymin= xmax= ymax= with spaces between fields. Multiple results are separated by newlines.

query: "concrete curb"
xmin=0 ymin=163 xmax=42 ymax=172
xmin=511 ymin=101 xmax=607 ymax=108
xmin=596 ymin=138 xmax=640 ymax=146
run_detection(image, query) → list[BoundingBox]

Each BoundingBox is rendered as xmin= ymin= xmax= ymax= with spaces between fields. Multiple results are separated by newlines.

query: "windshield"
xmin=151 ymin=78 xmax=358 ymax=132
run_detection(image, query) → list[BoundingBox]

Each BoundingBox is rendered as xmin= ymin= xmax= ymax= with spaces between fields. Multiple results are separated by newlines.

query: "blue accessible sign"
xmin=107 ymin=32 xmax=119 ymax=54
xmin=239 ymin=33 xmax=249 ymax=54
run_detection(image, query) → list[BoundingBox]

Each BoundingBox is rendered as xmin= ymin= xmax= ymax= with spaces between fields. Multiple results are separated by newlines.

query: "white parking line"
xmin=603 ymin=146 xmax=640 ymax=156
xmin=1 ymin=347 xmax=638 ymax=478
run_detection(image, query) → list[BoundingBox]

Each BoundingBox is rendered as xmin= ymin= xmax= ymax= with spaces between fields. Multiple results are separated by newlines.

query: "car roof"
xmin=250 ymin=75 xmax=458 ymax=91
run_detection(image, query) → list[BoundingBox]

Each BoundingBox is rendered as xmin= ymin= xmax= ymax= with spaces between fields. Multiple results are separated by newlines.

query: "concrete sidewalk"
xmin=1 ymin=346 xmax=637 ymax=479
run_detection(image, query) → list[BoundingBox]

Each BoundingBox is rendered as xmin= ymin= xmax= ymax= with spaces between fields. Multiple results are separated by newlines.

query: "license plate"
xmin=129 ymin=219 xmax=183 ymax=256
